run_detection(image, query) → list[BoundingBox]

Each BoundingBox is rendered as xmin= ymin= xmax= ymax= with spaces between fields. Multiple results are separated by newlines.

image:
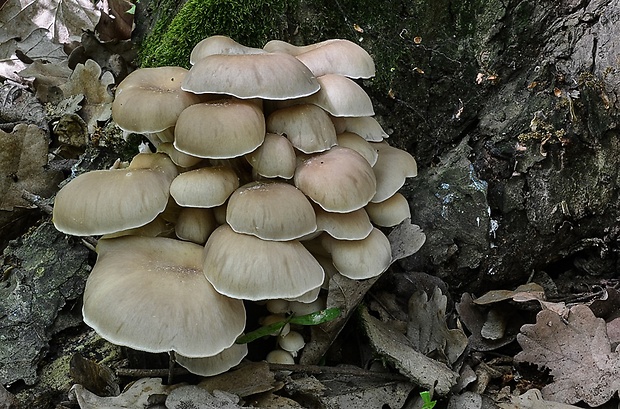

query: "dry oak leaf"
xmin=59 ymin=59 xmax=114 ymax=132
xmin=515 ymin=304 xmax=620 ymax=407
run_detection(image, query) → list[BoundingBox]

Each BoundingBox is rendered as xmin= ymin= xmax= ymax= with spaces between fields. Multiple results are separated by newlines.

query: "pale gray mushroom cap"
xmin=190 ymin=35 xmax=264 ymax=64
xmin=294 ymin=146 xmax=377 ymax=213
xmin=264 ymin=39 xmax=375 ymax=79
xmin=336 ymin=132 xmax=378 ymax=166
xmin=226 ymin=181 xmax=317 ymax=241
xmin=299 ymin=74 xmax=374 ymax=117
xmin=83 ymin=236 xmax=246 ymax=358
xmin=174 ymin=100 xmax=265 ymax=159
xmin=203 ymin=225 xmax=324 ymax=301
xmin=371 ymin=141 xmax=418 ymax=203
xmin=245 ymin=133 xmax=297 ymax=179
xmin=53 ymin=153 xmax=178 ymax=236
xmin=112 ymin=67 xmax=200 ymax=133
xmin=320 ymin=228 xmax=392 ymax=280
xmin=174 ymin=343 xmax=248 ymax=376
xmin=266 ymin=104 xmax=338 ymax=154
xmin=175 ymin=207 xmax=217 ymax=244
xmin=341 ymin=116 xmax=388 ymax=142
xmin=182 ymin=53 xmax=320 ymax=100
xmin=170 ymin=165 xmax=239 ymax=208
xmin=365 ymin=192 xmax=411 ymax=227
xmin=313 ymin=205 xmax=373 ymax=240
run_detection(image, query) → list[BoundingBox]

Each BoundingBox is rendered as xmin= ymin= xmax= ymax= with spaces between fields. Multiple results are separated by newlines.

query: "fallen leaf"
xmin=360 ymin=307 xmax=458 ymax=396
xmin=473 ymin=283 xmax=545 ymax=305
xmin=498 ymin=388 xmax=584 ymax=409
xmin=69 ymin=378 xmax=173 ymax=409
xmin=0 ymin=123 xmax=64 ymax=211
xmin=95 ymin=0 xmax=134 ymax=42
xmin=59 ymin=59 xmax=114 ymax=132
xmin=166 ymin=385 xmax=244 ymax=409
xmin=388 ymin=218 xmax=426 ymax=261
xmin=407 ymin=287 xmax=467 ymax=365
xmin=515 ymin=304 xmax=620 ymax=406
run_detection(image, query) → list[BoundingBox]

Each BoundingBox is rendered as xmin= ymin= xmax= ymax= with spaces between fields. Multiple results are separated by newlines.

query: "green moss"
xmin=139 ymin=0 xmax=295 ymax=68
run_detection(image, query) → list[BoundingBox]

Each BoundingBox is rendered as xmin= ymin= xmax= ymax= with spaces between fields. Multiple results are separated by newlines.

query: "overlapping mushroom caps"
xmin=52 ymin=34 xmax=423 ymax=376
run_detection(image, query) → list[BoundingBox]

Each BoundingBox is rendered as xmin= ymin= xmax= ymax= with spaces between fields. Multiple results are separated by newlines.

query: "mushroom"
xmin=320 ymin=228 xmax=392 ymax=280
xmin=157 ymin=142 xmax=202 ymax=168
xmin=297 ymin=74 xmax=374 ymax=117
xmin=182 ymin=53 xmax=320 ymax=100
xmin=83 ymin=236 xmax=246 ymax=358
xmin=370 ymin=141 xmax=418 ymax=203
xmin=266 ymin=104 xmax=338 ymax=154
xmin=111 ymin=67 xmax=200 ymax=134
xmin=365 ymin=192 xmax=411 ymax=227
xmin=263 ymin=39 xmax=375 ymax=79
xmin=278 ymin=331 xmax=305 ymax=357
xmin=266 ymin=349 xmax=295 ymax=365
xmin=294 ymin=146 xmax=377 ymax=213
xmin=175 ymin=207 xmax=217 ymax=244
xmin=174 ymin=343 xmax=248 ymax=377
xmin=190 ymin=35 xmax=264 ymax=64
xmin=226 ymin=181 xmax=317 ymax=241
xmin=245 ymin=133 xmax=297 ymax=179
xmin=203 ymin=225 xmax=324 ymax=301
xmin=174 ymin=100 xmax=265 ymax=159
xmin=53 ymin=153 xmax=178 ymax=236
xmin=336 ymin=131 xmax=378 ymax=166
xmin=340 ymin=116 xmax=388 ymax=142
xmin=313 ymin=205 xmax=373 ymax=240
xmin=169 ymin=165 xmax=239 ymax=208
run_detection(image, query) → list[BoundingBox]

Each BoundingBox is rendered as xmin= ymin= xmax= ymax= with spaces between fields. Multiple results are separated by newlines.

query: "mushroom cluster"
xmin=52 ymin=35 xmax=418 ymax=376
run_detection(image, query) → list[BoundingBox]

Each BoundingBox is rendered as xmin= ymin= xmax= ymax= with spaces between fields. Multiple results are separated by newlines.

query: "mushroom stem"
xmin=168 ymin=351 xmax=176 ymax=385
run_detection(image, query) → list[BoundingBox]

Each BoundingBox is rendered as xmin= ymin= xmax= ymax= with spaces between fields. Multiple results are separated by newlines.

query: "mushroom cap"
xmin=342 ymin=116 xmax=388 ymax=142
xmin=371 ymin=141 xmax=418 ymax=203
xmin=170 ymin=165 xmax=239 ymax=208
xmin=226 ymin=181 xmax=317 ymax=241
xmin=365 ymin=192 xmax=411 ymax=227
xmin=336 ymin=132 xmax=378 ymax=166
xmin=112 ymin=67 xmax=200 ymax=133
xmin=266 ymin=104 xmax=337 ymax=154
xmin=245 ymin=133 xmax=297 ymax=179
xmin=190 ymin=35 xmax=264 ymax=64
xmin=182 ymin=53 xmax=320 ymax=100
xmin=264 ymin=39 xmax=375 ymax=79
xmin=158 ymin=142 xmax=203 ymax=168
xmin=203 ymin=225 xmax=324 ymax=301
xmin=321 ymin=228 xmax=392 ymax=280
xmin=300 ymin=74 xmax=374 ymax=117
xmin=83 ymin=236 xmax=246 ymax=358
xmin=53 ymin=153 xmax=178 ymax=236
xmin=175 ymin=207 xmax=217 ymax=244
xmin=314 ymin=205 xmax=373 ymax=240
xmin=175 ymin=343 xmax=248 ymax=376
xmin=294 ymin=146 xmax=377 ymax=213
xmin=174 ymin=100 xmax=265 ymax=159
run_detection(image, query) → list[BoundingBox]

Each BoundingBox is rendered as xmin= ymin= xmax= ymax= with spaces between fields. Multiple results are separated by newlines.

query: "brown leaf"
xmin=407 ymin=287 xmax=467 ymax=365
xmin=0 ymin=124 xmax=63 ymax=211
xmin=515 ymin=304 xmax=620 ymax=406
xmin=59 ymin=59 xmax=114 ymax=132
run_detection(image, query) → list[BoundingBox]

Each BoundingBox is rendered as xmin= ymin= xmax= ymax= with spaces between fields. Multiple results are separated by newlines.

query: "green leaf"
xmin=236 ymin=308 xmax=341 ymax=344
xmin=420 ymin=391 xmax=436 ymax=409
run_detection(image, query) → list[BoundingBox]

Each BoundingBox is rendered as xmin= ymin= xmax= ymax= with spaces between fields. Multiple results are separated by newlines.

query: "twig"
xmin=116 ymin=367 xmax=190 ymax=378
xmin=267 ymin=363 xmax=409 ymax=382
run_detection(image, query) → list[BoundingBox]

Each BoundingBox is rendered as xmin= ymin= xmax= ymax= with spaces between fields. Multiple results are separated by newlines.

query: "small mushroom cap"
xmin=226 ymin=181 xmax=317 ymax=241
xmin=170 ymin=166 xmax=239 ymax=208
xmin=53 ymin=153 xmax=178 ymax=236
xmin=83 ymin=236 xmax=246 ymax=358
xmin=175 ymin=207 xmax=217 ymax=244
xmin=182 ymin=53 xmax=320 ymax=100
xmin=175 ymin=343 xmax=248 ymax=376
xmin=266 ymin=104 xmax=337 ymax=154
xmin=294 ymin=146 xmax=377 ymax=213
xmin=341 ymin=116 xmax=388 ymax=142
xmin=264 ymin=39 xmax=375 ymax=79
xmin=336 ymin=132 xmax=378 ymax=166
xmin=174 ymin=100 xmax=265 ymax=159
xmin=371 ymin=141 xmax=418 ymax=203
xmin=314 ymin=205 xmax=373 ymax=240
xmin=190 ymin=35 xmax=264 ymax=64
xmin=266 ymin=349 xmax=295 ymax=364
xmin=300 ymin=74 xmax=374 ymax=117
xmin=203 ymin=225 xmax=324 ymax=301
xmin=158 ymin=142 xmax=202 ymax=168
xmin=245 ymin=133 xmax=296 ymax=179
xmin=112 ymin=67 xmax=200 ymax=133
xmin=365 ymin=192 xmax=411 ymax=227
xmin=321 ymin=228 xmax=392 ymax=280
xmin=278 ymin=331 xmax=305 ymax=355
